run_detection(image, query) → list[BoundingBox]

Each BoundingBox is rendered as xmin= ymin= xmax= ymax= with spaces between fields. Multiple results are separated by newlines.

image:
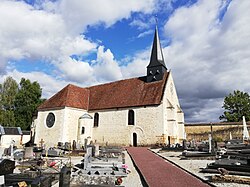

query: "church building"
xmin=33 ymin=26 xmax=185 ymax=147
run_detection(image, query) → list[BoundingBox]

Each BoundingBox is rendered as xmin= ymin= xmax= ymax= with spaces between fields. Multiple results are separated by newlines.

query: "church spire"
xmin=146 ymin=23 xmax=167 ymax=83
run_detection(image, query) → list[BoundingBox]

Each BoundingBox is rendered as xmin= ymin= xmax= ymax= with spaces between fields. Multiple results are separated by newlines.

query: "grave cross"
xmin=39 ymin=138 xmax=45 ymax=147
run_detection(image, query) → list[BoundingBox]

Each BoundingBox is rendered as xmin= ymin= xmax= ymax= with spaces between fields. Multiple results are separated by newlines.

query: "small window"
xmin=94 ymin=113 xmax=99 ymax=127
xmin=128 ymin=110 xmax=135 ymax=125
xmin=81 ymin=127 xmax=85 ymax=134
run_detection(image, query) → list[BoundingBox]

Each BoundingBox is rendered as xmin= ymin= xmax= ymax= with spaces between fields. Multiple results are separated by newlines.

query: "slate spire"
xmin=146 ymin=24 xmax=167 ymax=82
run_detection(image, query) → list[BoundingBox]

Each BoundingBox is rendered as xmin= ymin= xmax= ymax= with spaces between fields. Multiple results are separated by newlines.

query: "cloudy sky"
xmin=0 ymin=0 xmax=249 ymax=123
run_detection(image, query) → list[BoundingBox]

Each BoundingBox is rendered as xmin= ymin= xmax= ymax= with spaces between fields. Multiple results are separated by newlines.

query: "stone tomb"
xmin=79 ymin=147 xmax=127 ymax=176
xmin=0 ymin=159 xmax=15 ymax=175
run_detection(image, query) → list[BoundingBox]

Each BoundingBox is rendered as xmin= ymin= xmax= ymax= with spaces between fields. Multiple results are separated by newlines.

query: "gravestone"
xmin=59 ymin=166 xmax=71 ymax=187
xmin=76 ymin=142 xmax=80 ymax=150
xmin=93 ymin=144 xmax=99 ymax=157
xmin=24 ymin=147 xmax=34 ymax=159
xmin=72 ymin=140 xmax=76 ymax=150
xmin=190 ymin=139 xmax=195 ymax=148
xmin=208 ymin=134 xmax=212 ymax=153
xmin=58 ymin=142 xmax=64 ymax=149
xmin=5 ymin=173 xmax=52 ymax=187
xmin=0 ymin=147 xmax=4 ymax=159
xmin=84 ymin=147 xmax=92 ymax=170
xmin=47 ymin=148 xmax=60 ymax=157
xmin=14 ymin=149 xmax=24 ymax=160
xmin=183 ymin=139 xmax=187 ymax=150
xmin=84 ymin=138 xmax=88 ymax=151
xmin=64 ymin=142 xmax=71 ymax=151
xmin=10 ymin=141 xmax=14 ymax=160
xmin=0 ymin=159 xmax=15 ymax=175
xmin=0 ymin=175 xmax=4 ymax=186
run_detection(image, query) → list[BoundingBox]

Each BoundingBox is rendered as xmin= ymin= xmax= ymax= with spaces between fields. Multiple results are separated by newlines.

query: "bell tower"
xmin=146 ymin=25 xmax=167 ymax=82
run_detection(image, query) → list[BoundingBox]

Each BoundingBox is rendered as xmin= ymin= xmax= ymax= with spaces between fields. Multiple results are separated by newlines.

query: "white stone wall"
xmin=162 ymin=71 xmax=185 ymax=144
xmin=34 ymin=108 xmax=87 ymax=147
xmin=35 ymin=109 xmax=64 ymax=147
xmin=63 ymin=107 xmax=87 ymax=144
xmin=89 ymin=105 xmax=164 ymax=146
xmin=0 ymin=135 xmax=29 ymax=148
xmin=79 ymin=118 xmax=93 ymax=144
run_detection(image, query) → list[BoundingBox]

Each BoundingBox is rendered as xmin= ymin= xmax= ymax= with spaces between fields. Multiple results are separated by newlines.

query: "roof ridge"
xmin=87 ymin=76 xmax=144 ymax=89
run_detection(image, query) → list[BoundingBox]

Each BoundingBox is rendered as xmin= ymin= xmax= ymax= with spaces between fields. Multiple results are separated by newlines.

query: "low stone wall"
xmin=185 ymin=122 xmax=249 ymax=142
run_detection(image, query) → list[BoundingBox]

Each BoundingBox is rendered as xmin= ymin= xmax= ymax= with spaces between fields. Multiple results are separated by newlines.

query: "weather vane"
xmin=154 ymin=15 xmax=158 ymax=26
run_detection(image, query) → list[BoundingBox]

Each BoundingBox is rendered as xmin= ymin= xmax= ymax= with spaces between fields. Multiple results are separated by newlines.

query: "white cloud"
xmin=0 ymin=0 xmax=157 ymax=88
xmin=0 ymin=0 xmax=67 ymax=60
xmin=121 ymin=49 xmax=150 ymax=78
xmin=60 ymin=36 xmax=97 ymax=57
xmin=130 ymin=19 xmax=151 ymax=30
xmin=94 ymin=46 xmax=123 ymax=82
xmin=55 ymin=46 xmax=124 ymax=85
xmin=0 ymin=69 xmax=68 ymax=98
xmin=56 ymin=0 xmax=156 ymax=33
xmin=137 ymin=30 xmax=154 ymax=38
xmin=163 ymin=0 xmax=250 ymax=122
xmin=57 ymin=57 xmax=94 ymax=83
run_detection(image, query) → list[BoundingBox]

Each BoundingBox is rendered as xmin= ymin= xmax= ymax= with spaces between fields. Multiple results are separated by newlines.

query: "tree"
xmin=220 ymin=90 xmax=250 ymax=122
xmin=14 ymin=78 xmax=43 ymax=130
xmin=0 ymin=77 xmax=18 ymax=126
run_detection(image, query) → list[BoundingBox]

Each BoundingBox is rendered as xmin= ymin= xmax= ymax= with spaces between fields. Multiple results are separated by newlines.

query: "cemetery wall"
xmin=185 ymin=123 xmax=249 ymax=141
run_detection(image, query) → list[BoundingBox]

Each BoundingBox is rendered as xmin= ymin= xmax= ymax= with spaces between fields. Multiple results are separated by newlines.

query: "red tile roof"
xmin=38 ymin=84 xmax=89 ymax=110
xmin=38 ymin=73 xmax=169 ymax=111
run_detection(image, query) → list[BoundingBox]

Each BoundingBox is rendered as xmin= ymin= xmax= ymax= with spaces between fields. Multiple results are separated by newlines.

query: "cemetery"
xmin=154 ymin=116 xmax=250 ymax=186
xmin=0 ymin=115 xmax=249 ymax=186
xmin=0 ymin=136 xmax=136 ymax=186
xmin=0 ymin=122 xmax=249 ymax=187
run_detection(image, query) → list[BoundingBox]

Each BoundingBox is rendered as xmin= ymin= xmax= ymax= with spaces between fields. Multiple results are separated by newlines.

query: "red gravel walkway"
xmin=127 ymin=147 xmax=210 ymax=187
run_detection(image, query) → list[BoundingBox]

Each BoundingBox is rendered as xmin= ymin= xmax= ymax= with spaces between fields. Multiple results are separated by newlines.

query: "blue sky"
xmin=1 ymin=0 xmax=250 ymax=123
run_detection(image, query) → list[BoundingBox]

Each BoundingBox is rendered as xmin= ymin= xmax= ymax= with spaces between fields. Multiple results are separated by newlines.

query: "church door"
xmin=133 ymin=133 xmax=137 ymax=147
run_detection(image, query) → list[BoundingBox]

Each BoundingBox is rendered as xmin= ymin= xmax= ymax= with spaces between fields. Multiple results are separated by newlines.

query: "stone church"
xmin=33 ymin=27 xmax=185 ymax=147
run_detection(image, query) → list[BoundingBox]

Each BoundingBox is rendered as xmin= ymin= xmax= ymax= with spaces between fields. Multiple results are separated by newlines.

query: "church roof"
xmin=147 ymin=26 xmax=167 ymax=69
xmin=38 ymin=84 xmax=89 ymax=110
xmin=38 ymin=72 xmax=169 ymax=111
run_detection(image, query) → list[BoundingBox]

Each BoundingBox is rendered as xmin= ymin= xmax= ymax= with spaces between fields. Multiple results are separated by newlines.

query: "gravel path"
xmin=121 ymin=150 xmax=144 ymax=187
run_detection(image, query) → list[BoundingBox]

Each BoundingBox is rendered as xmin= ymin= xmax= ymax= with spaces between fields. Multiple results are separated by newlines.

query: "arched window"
xmin=94 ymin=113 xmax=99 ymax=127
xmin=81 ymin=127 xmax=85 ymax=134
xmin=128 ymin=110 xmax=135 ymax=125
